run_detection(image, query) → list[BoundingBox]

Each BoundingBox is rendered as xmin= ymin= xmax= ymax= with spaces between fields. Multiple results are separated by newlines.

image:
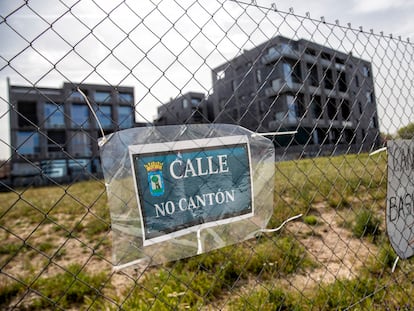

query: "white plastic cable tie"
xmin=77 ymin=87 xmax=108 ymax=147
xmin=391 ymin=256 xmax=399 ymax=273
xmin=197 ymin=229 xmax=203 ymax=255
xmin=260 ymin=213 xmax=303 ymax=233
xmin=369 ymin=146 xmax=387 ymax=156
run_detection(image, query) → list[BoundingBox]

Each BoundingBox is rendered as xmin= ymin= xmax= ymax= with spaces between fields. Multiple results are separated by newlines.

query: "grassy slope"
xmin=0 ymin=152 xmax=413 ymax=310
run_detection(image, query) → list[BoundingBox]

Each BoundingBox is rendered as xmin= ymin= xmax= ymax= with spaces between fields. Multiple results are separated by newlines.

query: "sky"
xmin=0 ymin=0 xmax=413 ymax=159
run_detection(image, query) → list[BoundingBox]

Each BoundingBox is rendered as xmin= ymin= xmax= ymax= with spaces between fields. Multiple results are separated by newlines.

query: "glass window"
xmin=71 ymin=104 xmax=89 ymax=128
xmin=71 ymin=132 xmax=92 ymax=156
xmin=47 ymin=131 xmax=66 ymax=152
xmin=44 ymin=102 xmax=65 ymax=128
xmin=182 ymin=99 xmax=189 ymax=109
xmin=363 ymin=66 xmax=370 ymax=77
xmin=18 ymin=101 xmax=38 ymax=127
xmin=283 ymin=61 xmax=301 ymax=85
xmin=119 ymin=92 xmax=133 ymax=103
xmin=341 ymin=100 xmax=351 ymax=120
xmin=16 ymin=131 xmax=40 ymax=155
xmin=118 ymin=106 xmax=133 ymax=129
xmin=95 ymin=91 xmax=111 ymax=103
xmin=306 ymin=63 xmax=319 ymax=87
xmin=338 ymin=71 xmax=347 ymax=92
xmin=287 ymin=95 xmax=297 ymax=122
xmin=327 ymin=98 xmax=337 ymax=120
xmin=311 ymin=96 xmax=322 ymax=119
xmin=286 ymin=95 xmax=305 ymax=122
xmin=324 ymin=68 xmax=334 ymax=89
xmin=95 ymin=105 xmax=112 ymax=129
xmin=69 ymin=90 xmax=85 ymax=101
xmin=191 ymin=98 xmax=201 ymax=106
xmin=366 ymin=92 xmax=374 ymax=104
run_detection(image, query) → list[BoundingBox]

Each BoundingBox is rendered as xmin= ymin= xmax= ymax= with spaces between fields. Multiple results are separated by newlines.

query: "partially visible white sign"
xmin=386 ymin=140 xmax=414 ymax=259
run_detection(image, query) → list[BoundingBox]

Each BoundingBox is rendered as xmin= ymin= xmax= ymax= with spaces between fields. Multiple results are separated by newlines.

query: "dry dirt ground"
xmin=282 ymin=204 xmax=379 ymax=294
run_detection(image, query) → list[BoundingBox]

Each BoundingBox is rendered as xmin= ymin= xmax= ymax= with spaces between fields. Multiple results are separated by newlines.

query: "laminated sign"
xmin=386 ymin=140 xmax=414 ymax=259
xmin=129 ymin=136 xmax=253 ymax=246
xmin=100 ymin=124 xmax=275 ymax=268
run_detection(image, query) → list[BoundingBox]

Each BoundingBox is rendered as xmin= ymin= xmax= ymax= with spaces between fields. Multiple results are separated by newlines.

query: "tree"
xmin=397 ymin=122 xmax=414 ymax=139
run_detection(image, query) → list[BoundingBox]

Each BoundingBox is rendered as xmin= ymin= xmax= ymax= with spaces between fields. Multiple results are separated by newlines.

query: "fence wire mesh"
xmin=0 ymin=0 xmax=413 ymax=310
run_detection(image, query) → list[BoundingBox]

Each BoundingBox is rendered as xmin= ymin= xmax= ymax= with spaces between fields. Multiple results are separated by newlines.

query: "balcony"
xmin=265 ymin=79 xmax=302 ymax=97
xmin=262 ymin=45 xmax=298 ymax=64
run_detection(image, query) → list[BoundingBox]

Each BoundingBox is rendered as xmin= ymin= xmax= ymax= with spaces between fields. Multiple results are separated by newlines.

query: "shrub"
xmin=352 ymin=209 xmax=381 ymax=239
xmin=303 ymin=215 xmax=319 ymax=226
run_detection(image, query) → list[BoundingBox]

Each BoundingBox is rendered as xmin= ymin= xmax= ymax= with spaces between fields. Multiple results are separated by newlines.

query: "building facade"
xmin=154 ymin=92 xmax=212 ymax=125
xmin=9 ymin=82 xmax=136 ymax=186
xmin=210 ymin=36 xmax=380 ymax=158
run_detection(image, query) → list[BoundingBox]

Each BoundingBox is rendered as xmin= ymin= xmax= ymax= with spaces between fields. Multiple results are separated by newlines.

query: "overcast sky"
xmin=0 ymin=0 xmax=413 ymax=159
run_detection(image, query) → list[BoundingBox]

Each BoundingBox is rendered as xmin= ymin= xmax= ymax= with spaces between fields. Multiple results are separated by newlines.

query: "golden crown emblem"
xmin=144 ymin=161 xmax=163 ymax=172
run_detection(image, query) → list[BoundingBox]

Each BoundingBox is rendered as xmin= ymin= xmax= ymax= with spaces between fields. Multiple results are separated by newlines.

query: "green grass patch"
xmin=303 ymin=215 xmax=319 ymax=226
xmin=352 ymin=208 xmax=382 ymax=239
xmin=31 ymin=263 xmax=107 ymax=309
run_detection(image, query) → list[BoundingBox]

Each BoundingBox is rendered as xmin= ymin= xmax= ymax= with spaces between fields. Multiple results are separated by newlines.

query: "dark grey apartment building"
xmin=210 ymin=36 xmax=380 ymax=158
xmin=154 ymin=92 xmax=211 ymax=125
xmin=9 ymin=81 xmax=136 ymax=186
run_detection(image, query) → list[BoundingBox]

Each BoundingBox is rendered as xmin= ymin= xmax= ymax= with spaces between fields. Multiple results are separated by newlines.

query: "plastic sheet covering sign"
xmin=99 ymin=124 xmax=275 ymax=268
xmin=386 ymin=140 xmax=414 ymax=259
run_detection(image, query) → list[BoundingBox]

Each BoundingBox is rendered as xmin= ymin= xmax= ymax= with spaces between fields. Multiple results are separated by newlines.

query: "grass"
xmin=1 ymin=151 xmax=413 ymax=310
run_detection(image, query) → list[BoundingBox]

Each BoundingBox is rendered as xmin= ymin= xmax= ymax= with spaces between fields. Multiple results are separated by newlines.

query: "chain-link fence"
xmin=1 ymin=0 xmax=413 ymax=310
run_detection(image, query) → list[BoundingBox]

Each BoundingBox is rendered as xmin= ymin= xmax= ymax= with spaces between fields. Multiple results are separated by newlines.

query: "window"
xmin=283 ymin=61 xmax=301 ymax=85
xmin=306 ymin=63 xmax=319 ymax=87
xmin=286 ymin=95 xmax=305 ymax=122
xmin=341 ymin=100 xmax=351 ymax=120
xmin=71 ymin=132 xmax=91 ymax=156
xmin=95 ymin=91 xmax=111 ymax=103
xmin=95 ymin=105 xmax=112 ymax=129
xmin=71 ymin=104 xmax=89 ymax=128
xmin=119 ymin=92 xmax=133 ymax=103
xmin=338 ymin=71 xmax=347 ymax=92
xmin=310 ymin=96 xmax=322 ymax=119
xmin=191 ymin=98 xmax=201 ymax=106
xmin=18 ymin=101 xmax=38 ymax=127
xmin=363 ymin=66 xmax=370 ymax=77
xmin=370 ymin=116 xmax=378 ymax=129
xmin=47 ymin=131 xmax=66 ymax=152
xmin=118 ymin=106 xmax=133 ymax=129
xmin=256 ymin=69 xmax=262 ymax=84
xmin=16 ymin=131 xmax=40 ymax=155
xmin=321 ymin=52 xmax=331 ymax=61
xmin=344 ymin=129 xmax=355 ymax=144
xmin=69 ymin=90 xmax=86 ymax=101
xmin=182 ymin=99 xmax=189 ymax=109
xmin=44 ymin=102 xmax=65 ymax=128
xmin=327 ymin=98 xmax=337 ymax=120
xmin=324 ymin=68 xmax=334 ymax=89
xmin=306 ymin=48 xmax=316 ymax=56
xmin=366 ymin=92 xmax=374 ymax=104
